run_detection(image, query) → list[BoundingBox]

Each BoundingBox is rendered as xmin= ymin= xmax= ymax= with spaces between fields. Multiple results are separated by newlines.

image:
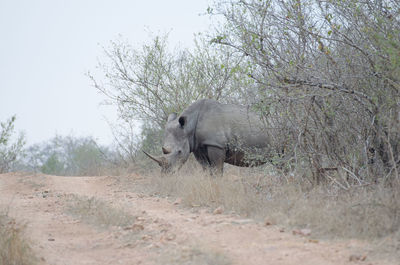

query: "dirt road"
xmin=0 ymin=173 xmax=394 ymax=265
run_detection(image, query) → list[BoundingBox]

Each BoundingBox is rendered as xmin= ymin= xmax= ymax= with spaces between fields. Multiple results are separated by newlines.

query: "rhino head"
xmin=143 ymin=113 xmax=192 ymax=174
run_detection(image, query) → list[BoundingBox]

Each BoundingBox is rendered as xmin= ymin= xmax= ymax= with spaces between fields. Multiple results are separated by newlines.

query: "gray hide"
xmin=145 ymin=99 xmax=273 ymax=176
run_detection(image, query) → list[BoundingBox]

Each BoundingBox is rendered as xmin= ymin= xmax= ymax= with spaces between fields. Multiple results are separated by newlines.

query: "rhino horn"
xmin=142 ymin=150 xmax=167 ymax=167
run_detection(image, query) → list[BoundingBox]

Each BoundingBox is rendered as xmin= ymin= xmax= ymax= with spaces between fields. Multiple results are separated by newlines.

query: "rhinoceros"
xmin=143 ymin=99 xmax=275 ymax=175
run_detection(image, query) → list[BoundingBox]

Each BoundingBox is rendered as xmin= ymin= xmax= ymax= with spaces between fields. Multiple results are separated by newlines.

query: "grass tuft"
xmin=65 ymin=195 xmax=135 ymax=229
xmin=159 ymin=245 xmax=231 ymax=265
xmin=0 ymin=211 xmax=37 ymax=265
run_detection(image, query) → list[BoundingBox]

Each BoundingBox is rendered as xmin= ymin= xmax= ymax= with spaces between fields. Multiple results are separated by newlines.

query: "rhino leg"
xmin=207 ymin=146 xmax=225 ymax=177
xmin=194 ymin=148 xmax=210 ymax=172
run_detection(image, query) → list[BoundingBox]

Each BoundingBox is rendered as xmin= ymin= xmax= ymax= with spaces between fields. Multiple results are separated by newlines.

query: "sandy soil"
xmin=0 ymin=172 xmax=395 ymax=265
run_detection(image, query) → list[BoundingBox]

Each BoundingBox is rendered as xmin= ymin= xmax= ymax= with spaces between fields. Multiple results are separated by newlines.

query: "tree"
xmin=21 ymin=135 xmax=116 ymax=176
xmin=210 ymin=0 xmax=400 ymax=183
xmin=0 ymin=116 xmax=25 ymax=173
xmin=88 ymin=34 xmax=249 ymax=154
xmin=41 ymin=153 xmax=64 ymax=175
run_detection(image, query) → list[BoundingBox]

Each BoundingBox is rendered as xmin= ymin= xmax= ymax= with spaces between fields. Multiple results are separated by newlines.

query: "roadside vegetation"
xmin=149 ymin=162 xmax=400 ymax=240
xmin=0 ymin=211 xmax=37 ymax=265
xmin=0 ymin=116 xmax=25 ymax=174
xmin=17 ymin=135 xmax=124 ymax=176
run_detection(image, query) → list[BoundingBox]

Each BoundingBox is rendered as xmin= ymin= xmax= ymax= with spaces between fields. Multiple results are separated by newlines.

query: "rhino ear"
xmin=167 ymin=113 xmax=177 ymax=122
xmin=178 ymin=116 xmax=186 ymax=128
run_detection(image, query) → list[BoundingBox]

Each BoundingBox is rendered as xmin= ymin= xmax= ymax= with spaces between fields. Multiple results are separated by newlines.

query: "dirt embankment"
xmin=0 ymin=173 xmax=395 ymax=265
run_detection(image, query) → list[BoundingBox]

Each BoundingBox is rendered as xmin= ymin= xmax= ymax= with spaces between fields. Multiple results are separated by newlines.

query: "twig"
xmin=342 ymin=167 xmax=362 ymax=185
xmin=326 ymin=174 xmax=348 ymax=190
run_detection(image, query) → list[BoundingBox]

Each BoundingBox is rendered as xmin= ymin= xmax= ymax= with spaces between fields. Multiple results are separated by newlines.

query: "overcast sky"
xmin=0 ymin=0 xmax=211 ymax=145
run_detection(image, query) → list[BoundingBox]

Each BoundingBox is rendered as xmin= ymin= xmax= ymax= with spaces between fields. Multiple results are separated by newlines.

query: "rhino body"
xmin=145 ymin=99 xmax=274 ymax=175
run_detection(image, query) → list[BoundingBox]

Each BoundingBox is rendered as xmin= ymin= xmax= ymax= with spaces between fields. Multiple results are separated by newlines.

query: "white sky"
xmin=0 ymin=0 xmax=212 ymax=145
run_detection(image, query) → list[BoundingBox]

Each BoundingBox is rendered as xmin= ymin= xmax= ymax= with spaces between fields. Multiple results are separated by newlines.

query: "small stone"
xmin=264 ymin=218 xmax=273 ymax=226
xmin=292 ymin=228 xmax=311 ymax=236
xmin=124 ymin=224 xmax=144 ymax=231
xmin=48 ymin=238 xmax=55 ymax=241
xmin=213 ymin=206 xmax=223 ymax=215
xmin=149 ymin=243 xmax=160 ymax=248
xmin=133 ymin=224 xmax=145 ymax=231
xmin=164 ymin=233 xmax=176 ymax=241
xmin=141 ymin=235 xmax=152 ymax=241
xmin=173 ymin=198 xmax=182 ymax=205
xmin=349 ymin=254 xmax=367 ymax=262
xmin=231 ymin=219 xmax=253 ymax=225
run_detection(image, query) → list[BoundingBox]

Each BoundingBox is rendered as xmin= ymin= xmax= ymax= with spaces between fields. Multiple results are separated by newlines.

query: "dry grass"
xmin=144 ymin=160 xmax=400 ymax=255
xmin=149 ymin=164 xmax=267 ymax=217
xmin=158 ymin=245 xmax=231 ymax=265
xmin=65 ymin=195 xmax=135 ymax=229
xmin=0 ymin=211 xmax=37 ymax=265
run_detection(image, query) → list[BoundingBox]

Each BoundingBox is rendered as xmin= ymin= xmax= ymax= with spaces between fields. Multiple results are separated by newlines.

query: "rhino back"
xmin=194 ymin=100 xmax=270 ymax=150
